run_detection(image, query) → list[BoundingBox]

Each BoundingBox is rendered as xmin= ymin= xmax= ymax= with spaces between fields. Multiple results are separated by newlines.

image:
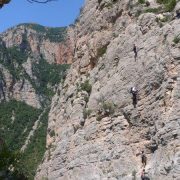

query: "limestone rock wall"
xmin=1 ymin=24 xmax=74 ymax=64
xmin=36 ymin=0 xmax=180 ymax=179
xmin=0 ymin=24 xmax=74 ymax=108
xmin=0 ymin=63 xmax=41 ymax=108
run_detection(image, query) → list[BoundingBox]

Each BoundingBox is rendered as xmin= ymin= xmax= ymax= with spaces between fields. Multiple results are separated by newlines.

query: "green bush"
xmin=97 ymin=45 xmax=108 ymax=58
xmin=145 ymin=7 xmax=160 ymax=13
xmin=104 ymin=2 xmax=113 ymax=9
xmin=84 ymin=95 xmax=89 ymax=103
xmin=165 ymin=0 xmax=176 ymax=12
xmin=49 ymin=130 xmax=55 ymax=137
xmin=173 ymin=35 xmax=180 ymax=44
xmin=156 ymin=0 xmax=168 ymax=3
xmin=160 ymin=16 xmax=170 ymax=22
xmin=156 ymin=0 xmax=176 ymax=12
xmin=80 ymin=80 xmax=92 ymax=94
xmin=83 ymin=109 xmax=92 ymax=119
xmin=102 ymin=102 xmax=115 ymax=116
xmin=97 ymin=100 xmax=115 ymax=121
xmin=96 ymin=114 xmax=103 ymax=121
xmin=138 ymin=0 xmax=145 ymax=4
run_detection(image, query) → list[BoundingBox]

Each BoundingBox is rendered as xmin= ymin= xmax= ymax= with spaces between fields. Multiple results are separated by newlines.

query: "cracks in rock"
xmin=0 ymin=70 xmax=6 ymax=100
xmin=121 ymin=110 xmax=133 ymax=127
xmin=111 ymin=9 xmax=124 ymax=24
xmin=9 ymin=76 xmax=16 ymax=94
xmin=19 ymin=78 xmax=25 ymax=91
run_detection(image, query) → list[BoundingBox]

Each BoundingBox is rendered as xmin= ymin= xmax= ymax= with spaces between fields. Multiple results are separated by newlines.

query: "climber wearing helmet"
xmin=141 ymin=151 xmax=147 ymax=168
xmin=176 ymin=10 xmax=180 ymax=19
xmin=141 ymin=169 xmax=146 ymax=180
xmin=141 ymin=168 xmax=150 ymax=180
xmin=130 ymin=86 xmax=137 ymax=108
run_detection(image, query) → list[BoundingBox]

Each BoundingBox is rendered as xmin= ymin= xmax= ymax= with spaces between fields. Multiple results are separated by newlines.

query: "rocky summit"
xmin=35 ymin=0 xmax=180 ymax=180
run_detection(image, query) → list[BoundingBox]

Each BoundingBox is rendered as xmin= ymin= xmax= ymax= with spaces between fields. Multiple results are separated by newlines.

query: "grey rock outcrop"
xmin=36 ymin=0 xmax=180 ymax=179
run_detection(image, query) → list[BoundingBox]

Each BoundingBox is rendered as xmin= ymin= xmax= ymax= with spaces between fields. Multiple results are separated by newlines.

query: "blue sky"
xmin=0 ymin=0 xmax=85 ymax=32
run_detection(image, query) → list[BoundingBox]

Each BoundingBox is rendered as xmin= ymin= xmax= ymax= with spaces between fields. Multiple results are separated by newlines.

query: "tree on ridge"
xmin=0 ymin=0 xmax=57 ymax=8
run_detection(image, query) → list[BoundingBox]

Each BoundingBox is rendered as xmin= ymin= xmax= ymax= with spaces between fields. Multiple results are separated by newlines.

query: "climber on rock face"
xmin=133 ymin=44 xmax=137 ymax=61
xmin=141 ymin=169 xmax=146 ymax=180
xmin=141 ymin=168 xmax=150 ymax=180
xmin=130 ymin=86 xmax=137 ymax=108
xmin=176 ymin=10 xmax=180 ymax=19
xmin=141 ymin=151 xmax=147 ymax=168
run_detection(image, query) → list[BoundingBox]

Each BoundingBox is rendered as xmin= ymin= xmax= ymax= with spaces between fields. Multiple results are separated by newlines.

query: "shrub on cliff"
xmin=165 ymin=0 xmax=176 ymax=12
xmin=173 ymin=35 xmax=180 ymax=44
xmin=80 ymin=80 xmax=92 ymax=94
xmin=156 ymin=0 xmax=176 ymax=12
xmin=97 ymin=45 xmax=108 ymax=58
xmin=83 ymin=108 xmax=92 ymax=119
xmin=138 ymin=0 xmax=145 ymax=4
xmin=96 ymin=101 xmax=115 ymax=121
xmin=101 ymin=102 xmax=115 ymax=116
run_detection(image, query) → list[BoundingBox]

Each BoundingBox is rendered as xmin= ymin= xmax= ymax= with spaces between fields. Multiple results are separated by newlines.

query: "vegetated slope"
xmin=19 ymin=109 xmax=49 ymax=179
xmin=36 ymin=0 xmax=180 ymax=180
xmin=22 ymin=23 xmax=67 ymax=43
xmin=0 ymin=100 xmax=45 ymax=179
xmin=0 ymin=23 xmax=72 ymax=179
xmin=0 ymin=100 xmax=41 ymax=151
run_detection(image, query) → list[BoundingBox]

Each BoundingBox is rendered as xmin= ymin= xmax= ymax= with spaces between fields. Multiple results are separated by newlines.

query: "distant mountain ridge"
xmin=0 ymin=23 xmax=74 ymax=107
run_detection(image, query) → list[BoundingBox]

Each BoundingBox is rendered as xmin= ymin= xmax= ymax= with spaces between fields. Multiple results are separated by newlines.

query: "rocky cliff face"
xmin=1 ymin=24 xmax=74 ymax=64
xmin=0 ymin=24 xmax=73 ymax=108
xmin=0 ymin=23 xmax=73 ymax=179
xmin=36 ymin=0 xmax=180 ymax=179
